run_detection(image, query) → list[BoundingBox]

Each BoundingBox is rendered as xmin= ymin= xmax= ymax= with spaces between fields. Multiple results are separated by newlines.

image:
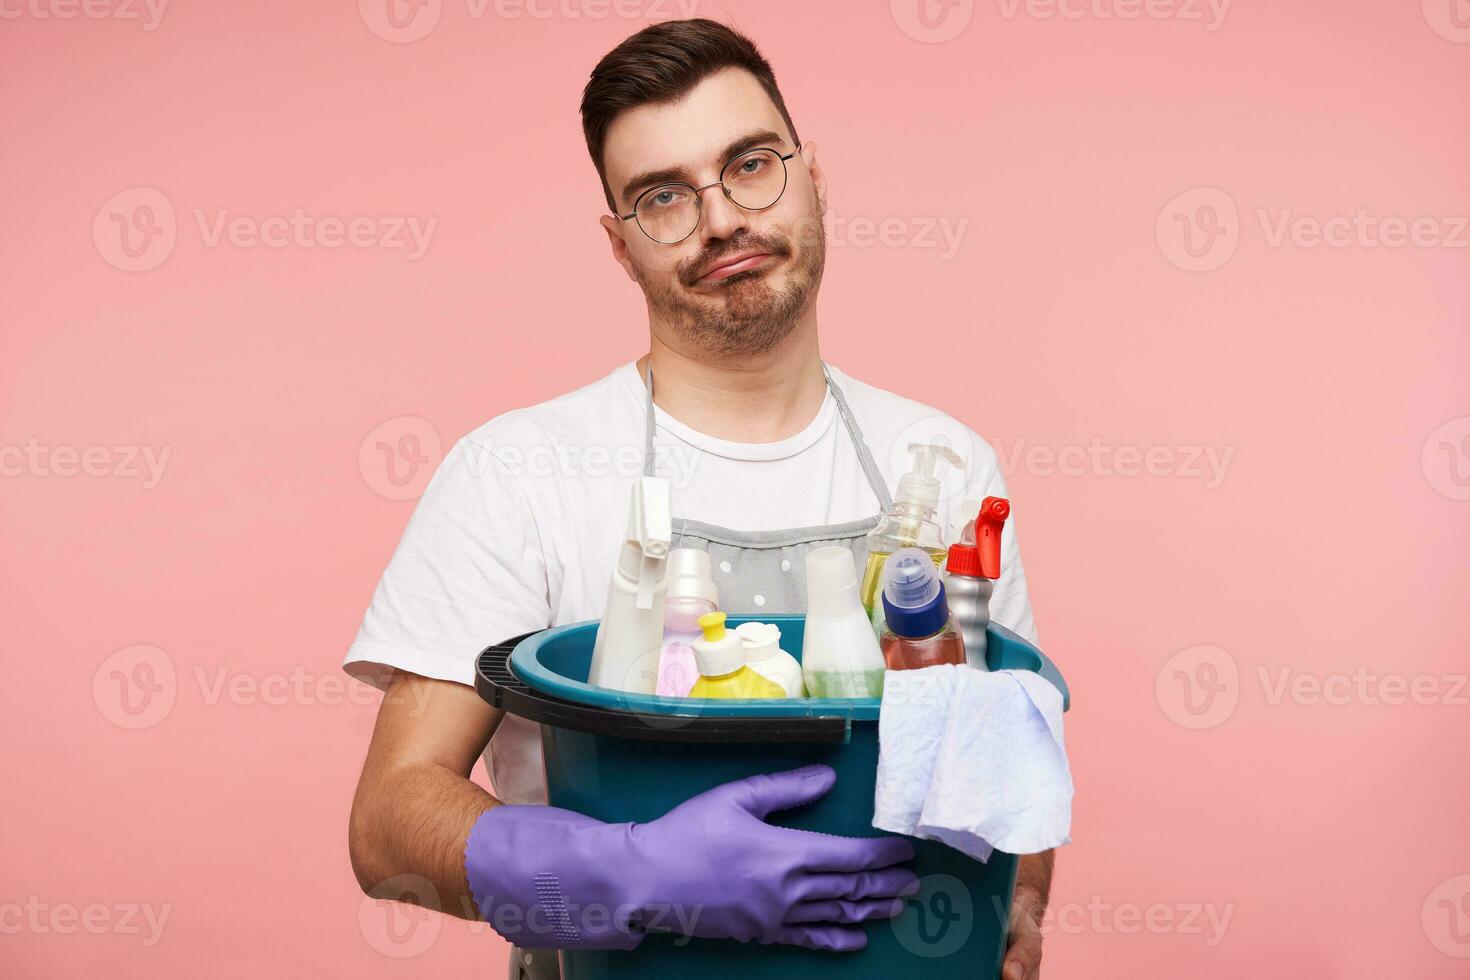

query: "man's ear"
xmin=801 ymin=140 xmax=827 ymax=214
xmin=599 ymin=213 xmax=640 ymax=283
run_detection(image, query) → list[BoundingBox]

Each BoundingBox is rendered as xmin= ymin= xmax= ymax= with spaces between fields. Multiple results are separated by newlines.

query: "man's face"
xmin=599 ymin=68 xmax=826 ymax=358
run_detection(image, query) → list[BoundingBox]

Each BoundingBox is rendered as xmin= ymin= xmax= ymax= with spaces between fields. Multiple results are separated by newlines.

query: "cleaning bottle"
xmin=655 ymin=548 xmax=719 ymax=697
xmin=587 ymin=476 xmax=672 ymax=694
xmin=734 ymin=622 xmax=804 ymax=697
xmin=802 ymin=545 xmax=888 ymax=698
xmin=860 ymin=443 xmax=964 ymax=634
xmin=880 ymin=547 xmax=967 ymax=671
xmin=944 ymin=496 xmax=1009 ymax=670
xmin=688 ymin=612 xmax=786 ymax=699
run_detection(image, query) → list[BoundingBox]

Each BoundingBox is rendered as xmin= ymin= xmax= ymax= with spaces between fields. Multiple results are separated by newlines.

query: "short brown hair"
xmin=580 ymin=18 xmax=801 ymax=213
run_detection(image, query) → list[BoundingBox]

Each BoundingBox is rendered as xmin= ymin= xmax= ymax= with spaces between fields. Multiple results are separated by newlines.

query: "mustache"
xmin=678 ymin=232 xmax=792 ymax=286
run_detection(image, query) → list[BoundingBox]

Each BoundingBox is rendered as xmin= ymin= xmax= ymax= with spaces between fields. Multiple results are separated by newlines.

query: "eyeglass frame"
xmin=616 ymin=146 xmax=800 ymax=245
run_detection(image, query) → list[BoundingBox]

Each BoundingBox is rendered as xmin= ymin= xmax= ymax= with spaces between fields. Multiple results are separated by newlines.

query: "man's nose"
xmin=696 ymin=183 xmax=749 ymax=244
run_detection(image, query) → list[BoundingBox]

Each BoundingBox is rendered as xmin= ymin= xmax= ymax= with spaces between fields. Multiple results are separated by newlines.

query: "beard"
xmin=632 ymin=197 xmax=827 ymax=359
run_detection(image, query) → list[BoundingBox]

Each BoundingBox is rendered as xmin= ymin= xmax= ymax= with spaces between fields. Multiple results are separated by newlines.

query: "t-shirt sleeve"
xmin=344 ymin=437 xmax=552 ymax=691
xmin=957 ymin=432 xmax=1039 ymax=646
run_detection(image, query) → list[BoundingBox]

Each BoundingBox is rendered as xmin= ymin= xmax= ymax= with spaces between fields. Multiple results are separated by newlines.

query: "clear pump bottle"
xmin=860 ymin=443 xmax=964 ymax=633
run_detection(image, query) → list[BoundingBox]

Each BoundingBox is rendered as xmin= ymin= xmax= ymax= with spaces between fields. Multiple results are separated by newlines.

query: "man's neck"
xmin=637 ymin=323 xmax=826 ymax=444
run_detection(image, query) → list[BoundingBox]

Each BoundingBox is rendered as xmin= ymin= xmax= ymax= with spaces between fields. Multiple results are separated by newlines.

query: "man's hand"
xmin=1002 ymin=849 xmax=1053 ymax=980
xmin=1002 ymin=885 xmax=1045 ymax=979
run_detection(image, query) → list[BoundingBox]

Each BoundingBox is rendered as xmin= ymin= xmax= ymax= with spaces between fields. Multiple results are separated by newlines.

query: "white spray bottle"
xmin=587 ymin=476 xmax=672 ymax=694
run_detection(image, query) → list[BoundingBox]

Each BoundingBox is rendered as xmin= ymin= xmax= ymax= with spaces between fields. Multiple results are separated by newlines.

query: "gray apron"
xmin=510 ymin=362 xmax=893 ymax=980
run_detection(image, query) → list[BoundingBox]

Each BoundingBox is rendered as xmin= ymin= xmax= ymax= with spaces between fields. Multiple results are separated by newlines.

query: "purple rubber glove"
xmin=464 ymin=763 xmax=918 ymax=952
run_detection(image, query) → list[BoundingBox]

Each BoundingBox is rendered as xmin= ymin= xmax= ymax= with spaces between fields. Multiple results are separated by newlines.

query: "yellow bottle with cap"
xmin=687 ymin=612 xmax=785 ymax=699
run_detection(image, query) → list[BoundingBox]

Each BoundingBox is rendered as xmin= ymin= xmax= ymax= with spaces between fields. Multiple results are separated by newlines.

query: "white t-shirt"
xmin=344 ymin=361 xmax=1037 ymax=802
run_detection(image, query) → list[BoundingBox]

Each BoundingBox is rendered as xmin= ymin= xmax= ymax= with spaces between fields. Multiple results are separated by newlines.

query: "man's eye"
xmin=643 ymin=188 xmax=686 ymax=211
xmin=739 ymin=156 xmax=767 ymax=174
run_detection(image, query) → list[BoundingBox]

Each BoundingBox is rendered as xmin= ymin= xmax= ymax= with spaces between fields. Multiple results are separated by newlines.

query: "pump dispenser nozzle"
xmin=897 ymin=443 xmax=965 ymax=512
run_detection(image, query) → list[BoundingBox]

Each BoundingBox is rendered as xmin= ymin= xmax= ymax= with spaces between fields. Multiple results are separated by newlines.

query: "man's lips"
xmin=696 ymin=250 xmax=774 ymax=282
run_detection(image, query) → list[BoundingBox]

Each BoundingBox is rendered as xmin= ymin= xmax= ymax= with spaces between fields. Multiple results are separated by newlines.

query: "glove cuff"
xmin=464 ymin=805 xmax=646 ymax=951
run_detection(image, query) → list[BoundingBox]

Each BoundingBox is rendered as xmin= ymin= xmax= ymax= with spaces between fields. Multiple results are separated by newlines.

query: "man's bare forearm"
xmin=1014 ymin=850 xmax=1054 ymax=915
xmin=350 ymin=759 xmax=499 ymax=919
xmin=349 ymin=672 xmax=503 ymax=921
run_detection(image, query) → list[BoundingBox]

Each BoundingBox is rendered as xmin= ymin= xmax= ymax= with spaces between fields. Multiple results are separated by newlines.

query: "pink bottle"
xmin=655 ymin=548 xmax=719 ymax=697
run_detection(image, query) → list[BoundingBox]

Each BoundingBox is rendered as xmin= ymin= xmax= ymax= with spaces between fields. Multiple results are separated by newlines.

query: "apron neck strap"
xmin=642 ymin=361 xmax=894 ymax=512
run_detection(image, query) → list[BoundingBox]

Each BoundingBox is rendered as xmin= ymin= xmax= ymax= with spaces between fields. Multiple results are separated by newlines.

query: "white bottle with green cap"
xmin=802 ymin=545 xmax=887 ymax=699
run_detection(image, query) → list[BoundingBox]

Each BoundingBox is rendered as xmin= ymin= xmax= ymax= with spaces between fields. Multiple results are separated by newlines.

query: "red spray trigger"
xmin=975 ymin=496 xmax=1010 ymax=580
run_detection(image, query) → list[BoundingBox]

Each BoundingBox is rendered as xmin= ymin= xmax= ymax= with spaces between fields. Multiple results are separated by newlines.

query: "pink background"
xmin=3 ymin=1 xmax=1468 ymax=976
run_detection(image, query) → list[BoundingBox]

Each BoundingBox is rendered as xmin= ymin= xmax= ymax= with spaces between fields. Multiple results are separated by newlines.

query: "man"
xmin=347 ymin=18 xmax=1051 ymax=980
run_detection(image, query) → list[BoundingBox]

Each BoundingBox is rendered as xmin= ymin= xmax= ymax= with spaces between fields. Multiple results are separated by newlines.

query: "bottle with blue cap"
xmin=879 ymin=547 xmax=967 ymax=671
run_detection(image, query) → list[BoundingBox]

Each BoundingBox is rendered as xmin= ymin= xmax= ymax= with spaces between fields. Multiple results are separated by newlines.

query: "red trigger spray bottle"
xmin=943 ymin=496 xmax=1010 ymax=670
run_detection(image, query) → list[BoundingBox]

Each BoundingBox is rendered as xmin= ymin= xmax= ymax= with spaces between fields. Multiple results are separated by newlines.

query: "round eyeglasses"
xmin=618 ymin=147 xmax=798 ymax=245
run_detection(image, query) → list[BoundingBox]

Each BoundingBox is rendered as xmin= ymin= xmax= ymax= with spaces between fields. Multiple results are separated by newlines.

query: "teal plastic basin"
xmin=476 ymin=616 xmax=1068 ymax=980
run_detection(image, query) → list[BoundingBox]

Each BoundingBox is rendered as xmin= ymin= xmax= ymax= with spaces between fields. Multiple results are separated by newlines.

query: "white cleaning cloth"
xmin=873 ymin=664 xmax=1072 ymax=863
